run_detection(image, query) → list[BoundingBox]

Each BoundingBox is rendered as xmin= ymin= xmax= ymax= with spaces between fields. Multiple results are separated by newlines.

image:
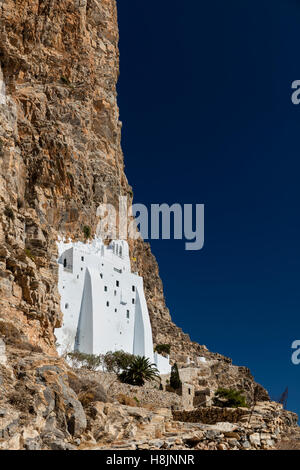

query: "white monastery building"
xmin=55 ymin=238 xmax=171 ymax=375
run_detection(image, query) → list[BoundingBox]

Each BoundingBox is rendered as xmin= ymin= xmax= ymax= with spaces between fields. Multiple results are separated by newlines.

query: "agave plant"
xmin=118 ymin=356 xmax=160 ymax=386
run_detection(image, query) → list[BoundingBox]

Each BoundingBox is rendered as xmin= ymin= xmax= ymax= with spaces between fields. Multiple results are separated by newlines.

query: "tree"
xmin=103 ymin=350 xmax=135 ymax=374
xmin=83 ymin=225 xmax=91 ymax=240
xmin=118 ymin=356 xmax=160 ymax=386
xmin=170 ymin=363 xmax=182 ymax=391
xmin=154 ymin=344 xmax=171 ymax=356
xmin=213 ymin=388 xmax=248 ymax=408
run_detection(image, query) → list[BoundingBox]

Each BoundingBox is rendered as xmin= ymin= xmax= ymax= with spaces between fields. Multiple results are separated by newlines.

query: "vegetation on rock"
xmin=213 ymin=388 xmax=248 ymax=408
xmin=67 ymin=351 xmax=102 ymax=371
xmin=118 ymin=356 xmax=160 ymax=386
xmin=25 ymin=248 xmax=35 ymax=261
xmin=155 ymin=343 xmax=171 ymax=355
xmin=83 ymin=225 xmax=92 ymax=240
xmin=117 ymin=393 xmax=140 ymax=407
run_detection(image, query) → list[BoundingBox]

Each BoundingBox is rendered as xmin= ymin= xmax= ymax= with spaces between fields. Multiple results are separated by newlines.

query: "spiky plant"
xmin=118 ymin=356 xmax=160 ymax=386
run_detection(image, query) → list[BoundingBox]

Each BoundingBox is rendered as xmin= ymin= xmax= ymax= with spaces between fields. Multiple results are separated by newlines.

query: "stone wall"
xmin=76 ymin=369 xmax=183 ymax=410
xmin=173 ymin=406 xmax=249 ymax=425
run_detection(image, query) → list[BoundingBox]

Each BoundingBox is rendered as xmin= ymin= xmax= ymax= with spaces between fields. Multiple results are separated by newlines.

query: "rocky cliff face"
xmin=0 ymin=0 xmax=130 ymax=353
xmin=0 ymin=0 xmax=215 ymax=364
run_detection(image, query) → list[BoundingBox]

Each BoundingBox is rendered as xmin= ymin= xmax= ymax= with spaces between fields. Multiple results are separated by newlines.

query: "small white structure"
xmin=55 ymin=238 xmax=171 ymax=375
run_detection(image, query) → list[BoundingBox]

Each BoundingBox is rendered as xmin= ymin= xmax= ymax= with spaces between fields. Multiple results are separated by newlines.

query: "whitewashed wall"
xmin=55 ymin=238 xmax=170 ymax=374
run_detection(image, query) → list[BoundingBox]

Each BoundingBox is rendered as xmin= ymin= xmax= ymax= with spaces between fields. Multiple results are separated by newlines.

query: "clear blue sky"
xmin=116 ymin=0 xmax=300 ymax=416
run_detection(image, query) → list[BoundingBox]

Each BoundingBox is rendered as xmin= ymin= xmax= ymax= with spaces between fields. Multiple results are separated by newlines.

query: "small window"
xmin=188 ymin=388 xmax=191 ymax=395
xmin=132 ymin=286 xmax=135 ymax=292
xmin=63 ymin=259 xmax=67 ymax=268
xmin=115 ymin=308 xmax=117 ymax=313
xmin=132 ymin=299 xmax=135 ymax=304
xmin=106 ymin=301 xmax=109 ymax=307
xmin=114 ymin=290 xmax=117 ymax=296
xmin=100 ymin=273 xmax=103 ymax=279
xmin=116 ymin=280 xmax=119 ymax=287
xmin=65 ymin=303 xmax=69 ymax=309
xmin=77 ymin=275 xmax=79 ymax=279
xmin=104 ymin=286 xmax=107 ymax=292
xmin=126 ymin=310 xmax=130 ymax=319
xmin=81 ymin=267 xmax=83 ymax=271
xmin=81 ymin=256 xmax=84 ymax=262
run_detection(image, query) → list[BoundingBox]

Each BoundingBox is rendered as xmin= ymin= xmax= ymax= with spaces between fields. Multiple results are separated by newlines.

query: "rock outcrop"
xmin=0 ymin=0 xmax=194 ymax=361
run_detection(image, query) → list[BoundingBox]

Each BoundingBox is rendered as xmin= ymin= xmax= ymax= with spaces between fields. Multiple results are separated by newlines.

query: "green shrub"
xmin=116 ymin=393 xmax=137 ymax=407
xmin=83 ymin=225 xmax=91 ymax=240
xmin=118 ymin=356 xmax=160 ymax=386
xmin=103 ymin=350 xmax=135 ymax=374
xmin=213 ymin=388 xmax=248 ymax=408
xmin=25 ymin=248 xmax=35 ymax=261
xmin=67 ymin=351 xmax=102 ymax=371
xmin=60 ymin=76 xmax=70 ymax=85
xmin=170 ymin=363 xmax=182 ymax=391
xmin=155 ymin=343 xmax=171 ymax=355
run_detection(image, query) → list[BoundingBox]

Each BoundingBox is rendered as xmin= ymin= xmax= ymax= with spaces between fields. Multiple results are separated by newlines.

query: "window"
xmin=81 ymin=267 xmax=83 ymax=271
xmin=65 ymin=303 xmax=69 ymax=309
xmin=104 ymin=286 xmax=107 ymax=292
xmin=116 ymin=280 xmax=119 ymax=287
xmin=100 ymin=273 xmax=103 ymax=279
xmin=81 ymin=256 xmax=84 ymax=262
xmin=115 ymin=308 xmax=117 ymax=313
xmin=77 ymin=275 xmax=79 ymax=279
xmin=126 ymin=310 xmax=130 ymax=319
xmin=106 ymin=301 xmax=109 ymax=307
xmin=114 ymin=290 xmax=117 ymax=296
xmin=132 ymin=286 xmax=135 ymax=292
xmin=132 ymin=299 xmax=135 ymax=304
xmin=63 ymin=259 xmax=67 ymax=268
